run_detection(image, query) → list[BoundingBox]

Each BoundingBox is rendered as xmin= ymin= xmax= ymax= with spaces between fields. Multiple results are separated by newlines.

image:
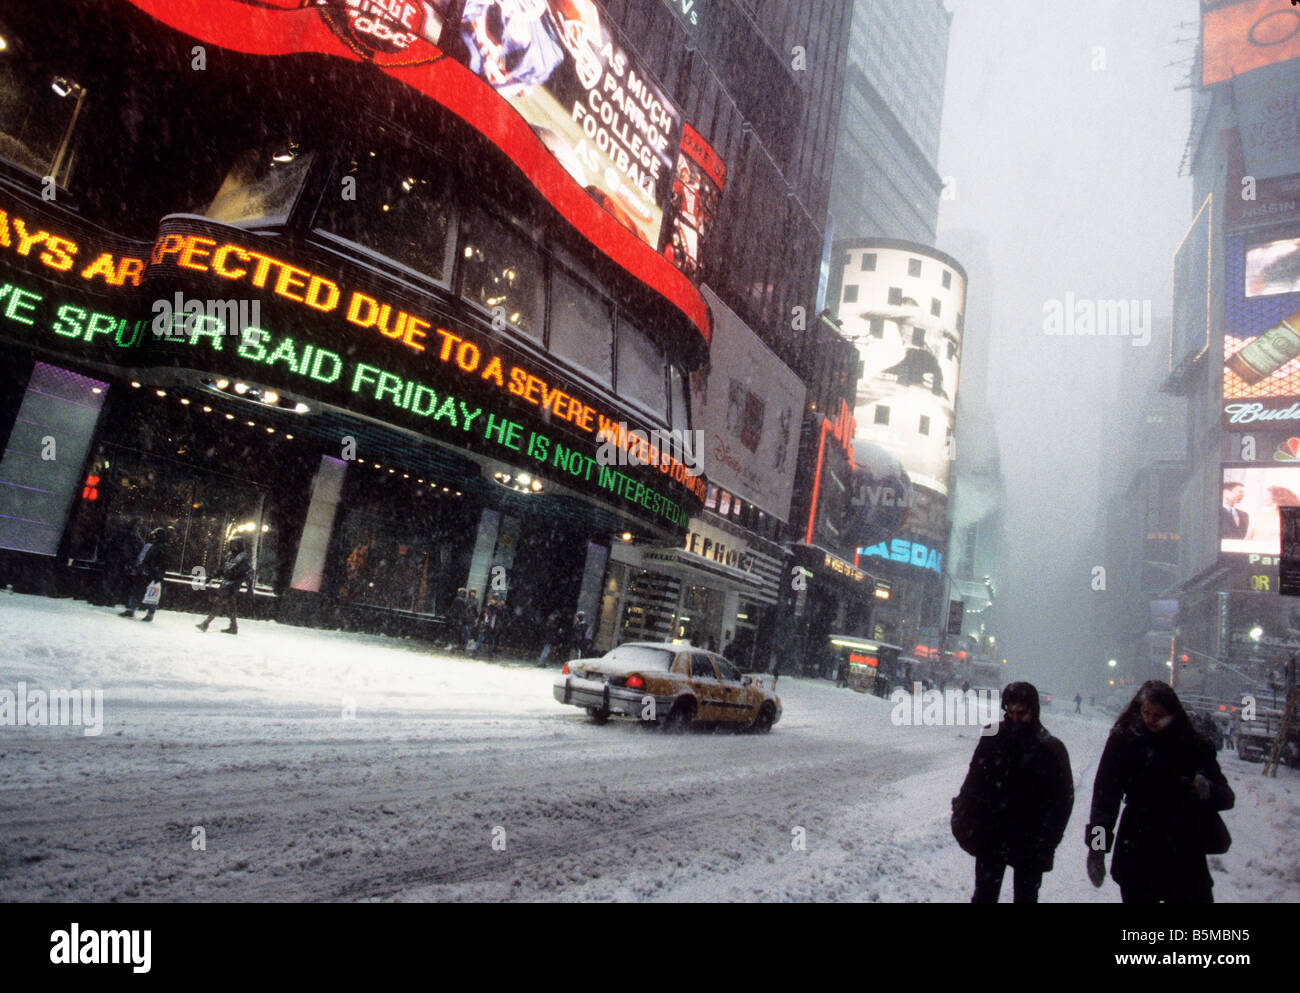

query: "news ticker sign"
xmin=0 ymin=199 xmax=704 ymax=531
xmin=122 ymin=0 xmax=713 ymax=345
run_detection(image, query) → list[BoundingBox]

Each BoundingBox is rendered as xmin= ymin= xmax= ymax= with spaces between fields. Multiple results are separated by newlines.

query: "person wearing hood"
xmin=1085 ymin=680 xmax=1234 ymax=904
xmin=952 ymin=681 xmax=1074 ymax=903
xmin=196 ymin=536 xmax=254 ymax=635
xmin=119 ymin=526 xmax=170 ymax=621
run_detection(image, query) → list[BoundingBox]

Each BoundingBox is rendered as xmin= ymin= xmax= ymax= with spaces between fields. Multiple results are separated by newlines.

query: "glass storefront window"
xmin=0 ymin=23 xmax=83 ymax=188
xmin=68 ymin=444 xmax=280 ymax=594
xmin=549 ymin=267 xmax=612 ymax=384
xmin=458 ymin=209 xmax=546 ymax=340
xmin=617 ymin=317 xmax=668 ymax=419
xmin=206 ymin=142 xmax=316 ymax=229
xmin=316 ymin=142 xmax=455 ymax=283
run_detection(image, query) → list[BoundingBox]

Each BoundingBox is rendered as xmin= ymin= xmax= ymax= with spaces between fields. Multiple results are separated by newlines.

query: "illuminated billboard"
xmin=0 ymin=195 xmax=706 ymax=531
xmin=831 ymin=242 xmax=967 ymax=497
xmin=1203 ymin=0 xmax=1300 ymax=87
xmin=1220 ymin=464 xmax=1300 ymax=555
xmin=124 ymin=0 xmax=711 ymax=344
xmin=1222 ymin=232 xmax=1300 ymax=425
xmin=1172 ymin=196 xmax=1214 ymax=373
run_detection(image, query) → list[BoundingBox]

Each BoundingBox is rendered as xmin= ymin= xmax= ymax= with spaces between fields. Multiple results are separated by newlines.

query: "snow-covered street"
xmin=0 ymin=593 xmax=1295 ymax=902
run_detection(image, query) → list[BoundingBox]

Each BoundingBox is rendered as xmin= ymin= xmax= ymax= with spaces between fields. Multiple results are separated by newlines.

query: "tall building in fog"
xmin=826 ymin=0 xmax=953 ymax=250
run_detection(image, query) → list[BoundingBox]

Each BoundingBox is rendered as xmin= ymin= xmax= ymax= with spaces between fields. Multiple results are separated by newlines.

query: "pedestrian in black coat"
xmin=119 ymin=527 xmax=170 ymax=621
xmin=1085 ymin=680 xmax=1234 ymax=904
xmin=196 ymin=537 xmax=254 ymax=635
xmin=97 ymin=516 xmax=142 ymax=607
xmin=952 ymin=681 xmax=1074 ymax=903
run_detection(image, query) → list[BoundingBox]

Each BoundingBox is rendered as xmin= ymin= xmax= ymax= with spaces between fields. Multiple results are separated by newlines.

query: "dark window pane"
xmin=874 ymin=405 xmax=890 ymax=425
xmin=861 ymin=253 xmax=877 ymax=271
xmin=617 ymin=318 xmax=668 ymax=419
xmin=843 ymin=284 xmax=859 ymax=303
xmin=207 ymin=143 xmax=314 ymax=228
xmin=919 ymin=414 xmax=931 ymax=435
xmin=908 ymin=258 xmax=922 ymax=277
xmin=317 ymin=145 xmax=455 ymax=283
xmin=458 ymin=211 xmax=545 ymax=338
xmin=888 ymin=287 xmax=903 ymax=305
xmin=0 ymin=29 xmax=83 ymax=188
xmin=942 ymin=270 xmax=952 ymax=288
xmin=550 ymin=268 xmax=612 ymax=383
xmin=931 ymin=298 xmax=942 ymax=317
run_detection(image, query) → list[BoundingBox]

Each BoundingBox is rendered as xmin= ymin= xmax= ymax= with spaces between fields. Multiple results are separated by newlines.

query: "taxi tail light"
xmin=561 ymin=663 xmax=569 ymax=675
xmin=626 ymin=674 xmax=645 ymax=691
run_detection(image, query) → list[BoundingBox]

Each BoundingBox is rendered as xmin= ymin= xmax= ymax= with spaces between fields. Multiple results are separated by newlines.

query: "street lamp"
xmin=1250 ymin=626 xmax=1263 ymax=643
xmin=1107 ymin=659 xmax=1117 ymax=668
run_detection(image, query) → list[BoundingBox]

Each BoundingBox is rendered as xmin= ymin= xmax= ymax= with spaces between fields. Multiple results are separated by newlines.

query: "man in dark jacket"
xmin=953 ymin=681 xmax=1074 ymax=903
xmin=196 ymin=537 xmax=254 ymax=634
xmin=119 ymin=527 xmax=170 ymax=621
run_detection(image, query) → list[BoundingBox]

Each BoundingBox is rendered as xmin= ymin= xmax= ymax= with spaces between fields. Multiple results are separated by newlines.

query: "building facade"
xmin=0 ymin=0 xmax=851 ymax=659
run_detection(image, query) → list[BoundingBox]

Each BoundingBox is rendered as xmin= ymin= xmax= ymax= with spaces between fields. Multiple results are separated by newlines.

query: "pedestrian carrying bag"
xmin=1201 ymin=810 xmax=1231 ymax=855
xmin=950 ymin=794 xmax=993 ymax=856
xmin=142 ymin=581 xmax=162 ymax=607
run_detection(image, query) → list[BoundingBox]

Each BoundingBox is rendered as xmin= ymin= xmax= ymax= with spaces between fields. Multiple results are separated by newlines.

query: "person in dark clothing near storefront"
xmin=447 ymin=588 xmax=469 ymax=651
xmin=119 ymin=527 xmax=170 ymax=621
xmin=196 ymin=537 xmax=254 ymax=635
xmin=952 ymin=681 xmax=1074 ymax=903
xmin=96 ymin=516 xmax=142 ymax=607
xmin=1085 ymin=680 xmax=1234 ymax=904
xmin=473 ymin=596 xmax=502 ymax=658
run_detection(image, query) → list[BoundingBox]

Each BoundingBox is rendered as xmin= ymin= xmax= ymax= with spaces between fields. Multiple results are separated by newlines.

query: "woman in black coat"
xmin=1086 ymin=681 xmax=1234 ymax=903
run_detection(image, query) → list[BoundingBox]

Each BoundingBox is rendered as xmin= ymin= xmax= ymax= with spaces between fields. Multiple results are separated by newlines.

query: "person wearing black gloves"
xmin=1085 ymin=680 xmax=1234 ymax=903
xmin=952 ymin=681 xmax=1074 ymax=903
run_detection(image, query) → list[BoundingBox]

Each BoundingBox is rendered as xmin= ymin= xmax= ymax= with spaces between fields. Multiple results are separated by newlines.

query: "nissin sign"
xmin=860 ymin=538 xmax=943 ymax=575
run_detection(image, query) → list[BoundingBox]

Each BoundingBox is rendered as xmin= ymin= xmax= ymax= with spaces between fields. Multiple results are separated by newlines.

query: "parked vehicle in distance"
xmin=553 ymin=642 xmax=782 ymax=733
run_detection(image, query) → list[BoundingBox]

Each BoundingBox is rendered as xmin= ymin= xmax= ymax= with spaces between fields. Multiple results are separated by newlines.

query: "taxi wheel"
xmin=586 ymin=706 xmax=611 ymax=724
xmin=750 ymin=703 xmax=775 ymax=734
xmin=663 ymin=701 xmax=695 ymax=734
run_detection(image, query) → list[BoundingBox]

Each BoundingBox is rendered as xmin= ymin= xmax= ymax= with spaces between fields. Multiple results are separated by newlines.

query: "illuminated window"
xmin=549 ymin=267 xmax=612 ymax=384
xmin=208 ymin=143 xmax=316 ymax=229
xmin=458 ymin=210 xmax=545 ymax=340
xmin=0 ymin=22 xmax=83 ymax=188
xmin=617 ymin=317 xmax=668 ymax=419
xmin=316 ymin=144 xmax=455 ymax=284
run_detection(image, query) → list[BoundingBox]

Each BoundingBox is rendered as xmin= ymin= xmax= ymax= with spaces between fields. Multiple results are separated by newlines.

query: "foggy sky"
xmin=937 ymin=0 xmax=1195 ymax=692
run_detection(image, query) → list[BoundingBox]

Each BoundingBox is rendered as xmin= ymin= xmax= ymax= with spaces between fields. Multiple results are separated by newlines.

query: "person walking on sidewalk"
xmin=952 ymin=681 xmax=1074 ymax=903
xmin=196 ymin=536 xmax=254 ymax=635
xmin=1085 ymin=680 xmax=1234 ymax=904
xmin=120 ymin=527 xmax=170 ymax=621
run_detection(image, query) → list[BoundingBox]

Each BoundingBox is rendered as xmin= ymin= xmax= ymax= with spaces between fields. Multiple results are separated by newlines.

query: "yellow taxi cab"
xmin=553 ymin=641 xmax=781 ymax=732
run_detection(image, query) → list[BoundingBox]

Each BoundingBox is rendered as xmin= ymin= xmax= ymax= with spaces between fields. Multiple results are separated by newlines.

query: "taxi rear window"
xmin=601 ymin=646 xmax=674 ymax=669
